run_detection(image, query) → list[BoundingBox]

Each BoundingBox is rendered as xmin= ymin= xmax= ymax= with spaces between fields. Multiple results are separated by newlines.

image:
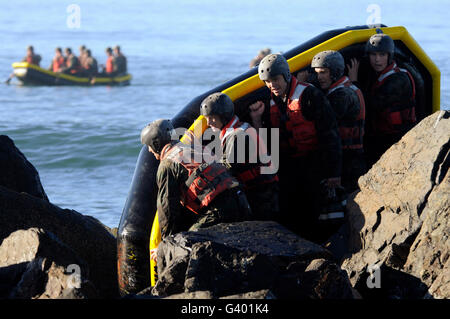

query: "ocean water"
xmin=1 ymin=0 xmax=449 ymax=228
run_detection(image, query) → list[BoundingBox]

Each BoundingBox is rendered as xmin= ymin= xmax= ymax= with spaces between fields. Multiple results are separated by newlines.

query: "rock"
xmin=0 ymin=186 xmax=118 ymax=298
xmin=219 ymin=289 xmax=276 ymax=299
xmin=164 ymin=290 xmax=214 ymax=299
xmin=152 ymin=221 xmax=354 ymax=299
xmin=0 ymin=228 xmax=97 ymax=299
xmin=337 ymin=110 xmax=450 ymax=299
xmin=403 ymin=166 xmax=449 ymax=298
xmin=0 ymin=135 xmax=48 ymax=201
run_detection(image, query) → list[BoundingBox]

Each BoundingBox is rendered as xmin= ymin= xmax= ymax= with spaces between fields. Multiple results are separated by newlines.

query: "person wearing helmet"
xmin=248 ymin=53 xmax=342 ymax=242
xmin=347 ymin=33 xmax=416 ymax=168
xmin=140 ymin=119 xmax=252 ymax=242
xmin=311 ymin=50 xmax=366 ymax=193
xmin=200 ymin=92 xmax=279 ymax=221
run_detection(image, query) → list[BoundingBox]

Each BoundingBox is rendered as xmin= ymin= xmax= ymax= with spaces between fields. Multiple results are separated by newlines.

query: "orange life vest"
xmin=269 ymin=77 xmax=319 ymax=157
xmin=219 ymin=115 xmax=278 ymax=188
xmin=327 ymin=76 xmax=366 ymax=150
xmin=106 ymin=56 xmax=114 ymax=73
xmin=52 ymin=56 xmax=65 ymax=72
xmin=160 ymin=143 xmax=238 ymax=214
xmin=371 ymin=62 xmax=416 ymax=134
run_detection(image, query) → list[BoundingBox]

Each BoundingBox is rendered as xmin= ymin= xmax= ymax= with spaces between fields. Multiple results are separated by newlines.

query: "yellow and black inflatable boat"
xmin=117 ymin=24 xmax=441 ymax=296
xmin=11 ymin=62 xmax=131 ymax=86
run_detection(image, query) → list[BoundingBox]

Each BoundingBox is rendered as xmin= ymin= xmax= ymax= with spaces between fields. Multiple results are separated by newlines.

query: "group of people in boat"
xmin=141 ymin=33 xmax=418 ymax=260
xmin=20 ymin=44 xmax=127 ymax=77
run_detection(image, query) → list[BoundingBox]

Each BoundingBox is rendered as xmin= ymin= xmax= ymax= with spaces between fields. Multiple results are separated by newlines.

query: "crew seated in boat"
xmin=49 ymin=47 xmax=66 ymax=73
xmin=58 ymin=47 xmax=82 ymax=75
xmin=347 ymin=34 xmax=417 ymax=168
xmin=81 ymin=49 xmax=98 ymax=77
xmin=22 ymin=45 xmax=41 ymax=66
xmin=113 ymin=45 xmax=127 ymax=75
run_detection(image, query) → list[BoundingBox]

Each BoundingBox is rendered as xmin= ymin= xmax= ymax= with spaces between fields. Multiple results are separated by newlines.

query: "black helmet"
xmin=258 ymin=54 xmax=291 ymax=83
xmin=311 ymin=50 xmax=345 ymax=81
xmin=200 ymin=92 xmax=234 ymax=124
xmin=365 ymin=33 xmax=395 ymax=62
xmin=140 ymin=119 xmax=174 ymax=154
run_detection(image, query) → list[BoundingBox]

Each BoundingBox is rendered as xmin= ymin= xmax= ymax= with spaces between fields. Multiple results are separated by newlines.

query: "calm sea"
xmin=1 ymin=0 xmax=449 ymax=227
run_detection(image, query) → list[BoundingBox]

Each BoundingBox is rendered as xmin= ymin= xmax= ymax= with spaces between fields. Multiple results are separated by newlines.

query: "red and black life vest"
xmin=160 ymin=143 xmax=238 ymax=214
xmin=327 ymin=76 xmax=366 ymax=150
xmin=371 ymin=62 xmax=416 ymax=134
xmin=269 ymin=77 xmax=319 ymax=157
xmin=220 ymin=115 xmax=278 ymax=188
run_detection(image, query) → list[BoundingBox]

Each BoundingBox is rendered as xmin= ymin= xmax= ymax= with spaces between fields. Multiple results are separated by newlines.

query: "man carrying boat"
xmin=200 ymin=92 xmax=280 ymax=221
xmin=347 ymin=33 xmax=417 ymax=168
xmin=248 ymin=53 xmax=343 ymax=242
xmin=140 ymin=119 xmax=252 ymax=258
xmin=307 ymin=50 xmax=367 ymax=194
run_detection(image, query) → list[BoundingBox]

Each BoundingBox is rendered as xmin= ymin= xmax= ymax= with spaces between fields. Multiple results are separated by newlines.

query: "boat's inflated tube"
xmin=116 ymin=24 xmax=440 ymax=296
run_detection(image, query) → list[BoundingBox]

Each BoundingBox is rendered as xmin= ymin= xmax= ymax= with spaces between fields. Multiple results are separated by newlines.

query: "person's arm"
xmin=156 ymin=160 xmax=184 ymax=239
xmin=303 ymin=86 xmax=342 ymax=180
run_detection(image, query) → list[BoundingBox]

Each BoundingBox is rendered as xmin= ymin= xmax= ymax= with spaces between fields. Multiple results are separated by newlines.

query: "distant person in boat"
xmin=22 ymin=45 xmax=41 ymax=66
xmin=5 ymin=45 xmax=41 ymax=84
xmin=49 ymin=47 xmax=66 ymax=73
xmin=82 ymin=49 xmax=98 ymax=77
xmin=248 ymin=53 xmax=343 ymax=243
xmin=140 ymin=119 xmax=252 ymax=261
xmin=99 ymin=47 xmax=115 ymax=75
xmin=303 ymin=50 xmax=367 ymax=194
xmin=249 ymin=48 xmax=271 ymax=68
xmin=59 ymin=47 xmax=82 ymax=75
xmin=347 ymin=33 xmax=417 ymax=169
xmin=78 ymin=45 xmax=87 ymax=69
xmin=113 ymin=45 xmax=127 ymax=74
xmin=200 ymin=92 xmax=280 ymax=222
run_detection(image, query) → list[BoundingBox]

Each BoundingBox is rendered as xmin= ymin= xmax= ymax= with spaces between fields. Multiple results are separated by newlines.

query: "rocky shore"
xmin=0 ymin=110 xmax=448 ymax=299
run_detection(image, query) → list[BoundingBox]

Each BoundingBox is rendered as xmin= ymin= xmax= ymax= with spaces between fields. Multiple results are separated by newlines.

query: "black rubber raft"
xmin=11 ymin=62 xmax=131 ymax=86
xmin=117 ymin=24 xmax=440 ymax=296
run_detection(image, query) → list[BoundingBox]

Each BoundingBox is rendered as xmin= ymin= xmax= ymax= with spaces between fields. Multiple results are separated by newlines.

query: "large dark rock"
xmin=150 ymin=221 xmax=355 ymax=299
xmin=335 ymin=110 xmax=449 ymax=299
xmin=0 ymin=186 xmax=118 ymax=298
xmin=0 ymin=228 xmax=97 ymax=299
xmin=0 ymin=135 xmax=48 ymax=201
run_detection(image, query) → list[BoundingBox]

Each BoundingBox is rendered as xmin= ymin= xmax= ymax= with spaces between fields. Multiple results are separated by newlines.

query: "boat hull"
xmin=12 ymin=62 xmax=131 ymax=86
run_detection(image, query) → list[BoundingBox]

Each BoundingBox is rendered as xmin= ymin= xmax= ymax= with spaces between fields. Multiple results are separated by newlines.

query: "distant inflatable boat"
xmin=117 ymin=24 xmax=441 ymax=296
xmin=11 ymin=62 xmax=131 ymax=86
